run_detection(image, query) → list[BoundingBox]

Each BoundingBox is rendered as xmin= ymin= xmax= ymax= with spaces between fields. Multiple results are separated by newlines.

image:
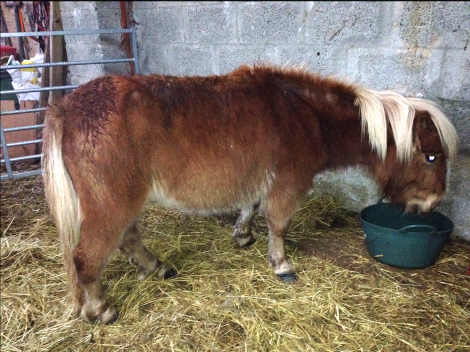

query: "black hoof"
xmin=277 ymin=273 xmax=298 ymax=283
xmin=233 ymin=230 xmax=256 ymax=248
xmin=105 ymin=311 xmax=119 ymax=325
xmin=240 ymin=236 xmax=256 ymax=248
xmin=163 ymin=267 xmax=178 ymax=280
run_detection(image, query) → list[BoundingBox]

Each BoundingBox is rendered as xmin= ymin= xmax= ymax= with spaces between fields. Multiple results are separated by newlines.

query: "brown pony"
xmin=42 ymin=64 xmax=458 ymax=324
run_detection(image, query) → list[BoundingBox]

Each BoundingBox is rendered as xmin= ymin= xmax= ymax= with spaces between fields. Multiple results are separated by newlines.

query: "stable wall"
xmin=59 ymin=1 xmax=470 ymax=240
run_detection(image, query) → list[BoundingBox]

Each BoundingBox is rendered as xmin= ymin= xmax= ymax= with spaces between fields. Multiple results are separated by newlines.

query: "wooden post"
xmin=12 ymin=1 xmax=26 ymax=61
xmin=37 ymin=40 xmax=50 ymax=125
xmin=48 ymin=1 xmax=66 ymax=105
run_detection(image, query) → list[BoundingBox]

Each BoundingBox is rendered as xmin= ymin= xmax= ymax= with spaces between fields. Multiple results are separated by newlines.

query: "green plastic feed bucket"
xmin=360 ymin=200 xmax=454 ymax=269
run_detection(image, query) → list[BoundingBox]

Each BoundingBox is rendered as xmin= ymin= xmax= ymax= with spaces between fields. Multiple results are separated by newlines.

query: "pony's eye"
xmin=425 ymin=154 xmax=436 ymax=163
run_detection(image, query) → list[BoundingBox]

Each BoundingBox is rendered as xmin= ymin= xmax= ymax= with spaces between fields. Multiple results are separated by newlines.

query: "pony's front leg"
xmin=262 ymin=187 xmax=306 ymax=282
xmin=119 ymin=220 xmax=177 ymax=280
xmin=232 ymin=203 xmax=259 ymax=247
xmin=265 ymin=217 xmax=297 ymax=282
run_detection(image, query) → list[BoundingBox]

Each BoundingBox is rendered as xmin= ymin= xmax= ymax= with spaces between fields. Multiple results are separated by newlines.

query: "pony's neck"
xmin=320 ymin=112 xmax=381 ymax=170
xmin=266 ymin=68 xmax=383 ymax=170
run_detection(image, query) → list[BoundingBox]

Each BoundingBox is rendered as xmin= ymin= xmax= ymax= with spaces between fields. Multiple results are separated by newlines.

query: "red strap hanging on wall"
xmin=119 ymin=1 xmax=135 ymax=75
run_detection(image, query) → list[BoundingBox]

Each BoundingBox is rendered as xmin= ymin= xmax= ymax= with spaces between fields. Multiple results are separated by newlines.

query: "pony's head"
xmin=357 ymin=91 xmax=459 ymax=215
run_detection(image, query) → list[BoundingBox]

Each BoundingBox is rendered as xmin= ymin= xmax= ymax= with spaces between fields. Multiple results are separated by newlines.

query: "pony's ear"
xmin=413 ymin=110 xmax=434 ymax=134
xmin=413 ymin=110 xmax=442 ymax=153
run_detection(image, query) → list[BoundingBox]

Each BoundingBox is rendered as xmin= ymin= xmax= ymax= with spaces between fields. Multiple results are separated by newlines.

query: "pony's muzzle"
xmin=406 ymin=195 xmax=442 ymax=215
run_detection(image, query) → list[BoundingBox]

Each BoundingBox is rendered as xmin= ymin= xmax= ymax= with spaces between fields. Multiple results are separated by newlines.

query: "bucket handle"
xmin=399 ymin=224 xmax=437 ymax=234
xmin=376 ymin=197 xmax=386 ymax=204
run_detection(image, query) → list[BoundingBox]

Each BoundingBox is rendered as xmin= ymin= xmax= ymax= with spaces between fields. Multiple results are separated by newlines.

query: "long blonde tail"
xmin=42 ymin=107 xmax=82 ymax=313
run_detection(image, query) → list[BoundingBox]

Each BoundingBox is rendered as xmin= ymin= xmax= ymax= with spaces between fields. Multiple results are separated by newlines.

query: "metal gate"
xmin=0 ymin=28 xmax=140 ymax=181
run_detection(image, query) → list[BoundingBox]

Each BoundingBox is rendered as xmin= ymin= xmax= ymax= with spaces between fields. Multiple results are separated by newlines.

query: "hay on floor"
xmin=1 ymin=176 xmax=469 ymax=352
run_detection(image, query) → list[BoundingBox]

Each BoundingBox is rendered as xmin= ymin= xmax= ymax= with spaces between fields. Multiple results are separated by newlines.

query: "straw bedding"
xmin=1 ymin=176 xmax=469 ymax=351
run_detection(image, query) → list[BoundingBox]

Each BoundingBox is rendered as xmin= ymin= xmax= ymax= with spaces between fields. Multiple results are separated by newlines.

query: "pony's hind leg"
xmin=119 ymin=220 xmax=177 ymax=280
xmin=73 ymin=215 xmax=123 ymax=324
xmin=233 ymin=203 xmax=259 ymax=247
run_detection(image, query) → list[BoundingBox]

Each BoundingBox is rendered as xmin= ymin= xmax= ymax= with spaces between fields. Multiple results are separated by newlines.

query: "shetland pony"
xmin=42 ymin=64 xmax=458 ymax=324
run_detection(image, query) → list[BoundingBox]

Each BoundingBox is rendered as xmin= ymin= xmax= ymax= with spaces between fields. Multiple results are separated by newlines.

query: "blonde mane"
xmin=354 ymin=88 xmax=458 ymax=162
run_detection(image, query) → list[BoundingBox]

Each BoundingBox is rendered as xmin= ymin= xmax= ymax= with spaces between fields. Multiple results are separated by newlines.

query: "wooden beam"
xmin=37 ymin=40 xmax=50 ymax=125
xmin=48 ymin=1 xmax=67 ymax=105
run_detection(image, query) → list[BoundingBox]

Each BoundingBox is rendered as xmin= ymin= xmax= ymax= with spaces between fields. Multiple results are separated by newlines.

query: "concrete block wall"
xmin=59 ymin=1 xmax=128 ymax=85
xmin=59 ymin=1 xmax=469 ymax=240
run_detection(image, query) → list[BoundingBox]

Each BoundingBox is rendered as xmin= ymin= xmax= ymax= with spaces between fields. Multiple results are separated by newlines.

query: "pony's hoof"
xmin=276 ymin=273 xmax=298 ymax=283
xmin=157 ymin=264 xmax=178 ymax=280
xmin=239 ymin=236 xmax=256 ymax=248
xmin=105 ymin=311 xmax=119 ymax=325
xmin=163 ymin=267 xmax=178 ymax=279
xmin=233 ymin=230 xmax=256 ymax=247
xmin=82 ymin=304 xmax=118 ymax=325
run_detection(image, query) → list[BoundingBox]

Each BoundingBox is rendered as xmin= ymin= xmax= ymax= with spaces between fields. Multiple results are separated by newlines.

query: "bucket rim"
xmin=360 ymin=202 xmax=454 ymax=235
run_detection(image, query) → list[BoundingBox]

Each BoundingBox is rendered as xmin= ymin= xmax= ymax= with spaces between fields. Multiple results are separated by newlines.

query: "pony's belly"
xmin=148 ymin=170 xmax=275 ymax=215
xmin=147 ymin=185 xmax=257 ymax=215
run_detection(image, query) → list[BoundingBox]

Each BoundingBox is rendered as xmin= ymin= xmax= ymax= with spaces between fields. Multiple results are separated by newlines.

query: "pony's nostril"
xmin=429 ymin=199 xmax=441 ymax=212
xmin=405 ymin=203 xmax=420 ymax=214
